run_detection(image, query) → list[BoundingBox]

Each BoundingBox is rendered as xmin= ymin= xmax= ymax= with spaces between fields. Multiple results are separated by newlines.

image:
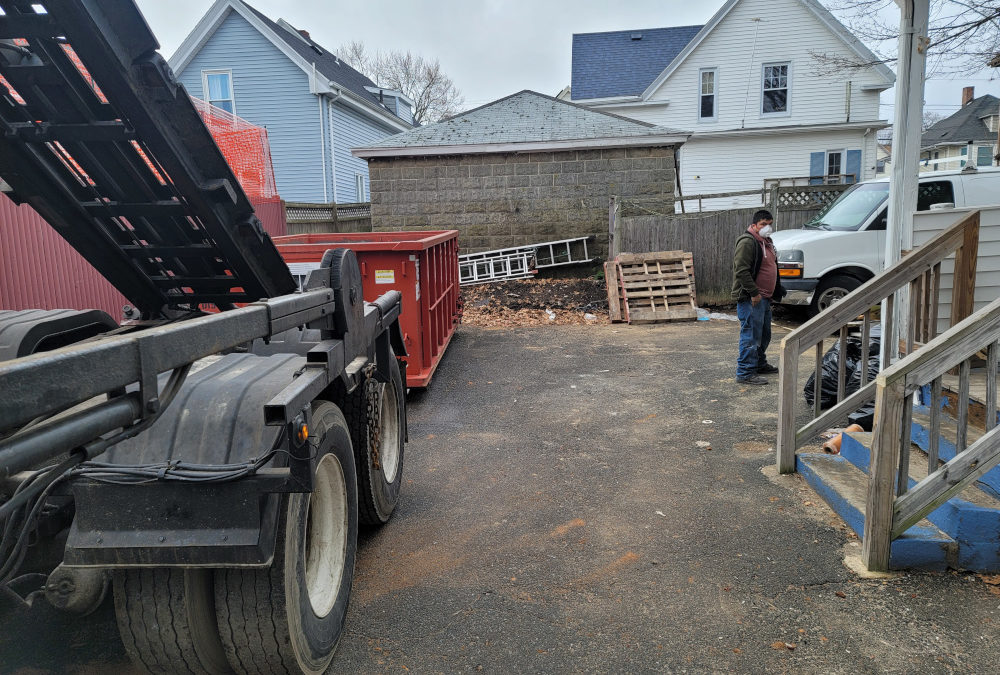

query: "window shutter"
xmin=809 ymin=152 xmax=825 ymax=185
xmin=845 ymin=149 xmax=862 ymax=184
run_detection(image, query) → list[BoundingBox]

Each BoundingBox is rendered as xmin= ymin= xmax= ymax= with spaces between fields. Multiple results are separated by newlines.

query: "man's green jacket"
xmin=731 ymin=232 xmax=786 ymax=303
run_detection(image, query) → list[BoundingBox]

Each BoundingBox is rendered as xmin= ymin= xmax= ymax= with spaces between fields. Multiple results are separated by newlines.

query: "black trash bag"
xmin=848 ymin=404 xmax=876 ymax=432
xmin=803 ymin=324 xmax=881 ymax=410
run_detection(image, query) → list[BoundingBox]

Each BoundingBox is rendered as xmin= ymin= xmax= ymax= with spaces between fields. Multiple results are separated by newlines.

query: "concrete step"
xmin=797 ymin=453 xmax=957 ymax=571
xmin=838 ymin=431 xmax=1000 ymax=571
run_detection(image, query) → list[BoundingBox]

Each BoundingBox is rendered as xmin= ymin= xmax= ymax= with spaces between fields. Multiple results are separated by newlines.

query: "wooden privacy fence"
xmin=611 ymin=184 xmax=851 ymax=304
xmin=284 ymin=201 xmax=372 ymax=235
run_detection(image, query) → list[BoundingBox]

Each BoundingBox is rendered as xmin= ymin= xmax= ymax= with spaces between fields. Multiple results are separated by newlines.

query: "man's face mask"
xmin=758 ymin=223 xmax=774 ymax=237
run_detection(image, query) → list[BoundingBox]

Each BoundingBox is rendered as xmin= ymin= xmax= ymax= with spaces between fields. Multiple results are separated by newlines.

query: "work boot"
xmin=757 ymin=363 xmax=779 ymax=375
xmin=736 ymin=375 xmax=768 ymax=385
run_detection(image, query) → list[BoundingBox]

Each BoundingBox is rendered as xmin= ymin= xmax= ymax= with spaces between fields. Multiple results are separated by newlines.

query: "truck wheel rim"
xmin=305 ymin=453 xmax=347 ymax=618
xmin=818 ymin=288 xmax=848 ymax=311
xmin=379 ymin=383 xmax=401 ymax=484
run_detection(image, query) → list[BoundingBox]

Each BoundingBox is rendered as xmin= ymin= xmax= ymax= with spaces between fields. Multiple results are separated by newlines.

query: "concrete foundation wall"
xmin=366 ymin=146 xmax=677 ymax=257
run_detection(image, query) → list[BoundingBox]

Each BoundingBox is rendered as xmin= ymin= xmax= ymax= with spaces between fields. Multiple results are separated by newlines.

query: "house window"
xmin=699 ymin=68 xmax=717 ymax=120
xmin=202 ymin=70 xmax=234 ymax=114
xmin=826 ymin=151 xmax=843 ymax=182
xmin=355 ymin=173 xmax=366 ymax=202
xmin=976 ymin=146 xmax=993 ymax=167
xmin=761 ymin=63 xmax=789 ymax=115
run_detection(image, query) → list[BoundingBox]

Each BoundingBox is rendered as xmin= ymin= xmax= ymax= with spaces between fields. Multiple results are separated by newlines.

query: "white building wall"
xmin=913 ymin=205 xmax=1000 ymax=335
xmin=678 ymin=128 xmax=878 ymax=209
xmin=635 ymin=0 xmax=885 ymax=131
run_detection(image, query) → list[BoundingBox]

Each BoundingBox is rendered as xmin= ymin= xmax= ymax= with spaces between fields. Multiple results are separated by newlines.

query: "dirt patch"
xmin=462 ymin=277 xmax=609 ymax=327
xmin=733 ymin=441 xmax=773 ymax=455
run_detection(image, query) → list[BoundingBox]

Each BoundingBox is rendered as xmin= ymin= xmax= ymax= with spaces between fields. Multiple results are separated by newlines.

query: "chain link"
xmin=363 ymin=364 xmax=382 ymax=470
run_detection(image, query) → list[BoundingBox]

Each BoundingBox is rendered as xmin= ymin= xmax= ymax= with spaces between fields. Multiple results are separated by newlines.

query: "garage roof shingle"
xmin=353 ymin=90 xmax=687 ymax=156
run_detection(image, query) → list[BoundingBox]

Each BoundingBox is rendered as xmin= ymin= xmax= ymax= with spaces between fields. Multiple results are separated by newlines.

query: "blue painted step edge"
xmin=911 ymin=398 xmax=1000 ymax=501
xmin=797 ymin=453 xmax=955 ymax=571
xmin=839 ymin=433 xmax=1000 ymax=572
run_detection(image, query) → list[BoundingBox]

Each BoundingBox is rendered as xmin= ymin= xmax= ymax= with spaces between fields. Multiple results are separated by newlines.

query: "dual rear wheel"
xmin=113 ymin=351 xmax=404 ymax=675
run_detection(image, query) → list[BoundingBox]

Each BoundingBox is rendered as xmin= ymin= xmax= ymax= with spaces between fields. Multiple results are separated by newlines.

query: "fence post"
xmin=769 ymin=184 xmax=781 ymax=227
xmin=608 ymin=196 xmax=620 ymax=259
xmin=862 ymin=377 xmax=905 ymax=572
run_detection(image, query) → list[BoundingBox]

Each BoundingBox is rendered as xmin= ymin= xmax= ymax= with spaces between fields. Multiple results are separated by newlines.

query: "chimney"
xmin=298 ymin=29 xmax=310 ymax=40
xmin=962 ymin=86 xmax=975 ymax=106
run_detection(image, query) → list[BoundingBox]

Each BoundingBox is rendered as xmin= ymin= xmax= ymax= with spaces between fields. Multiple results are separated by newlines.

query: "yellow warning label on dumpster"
xmin=375 ymin=269 xmax=395 ymax=284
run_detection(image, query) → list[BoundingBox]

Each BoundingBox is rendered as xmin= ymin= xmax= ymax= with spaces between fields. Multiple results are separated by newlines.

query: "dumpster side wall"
xmin=365 ymin=146 xmax=678 ymax=258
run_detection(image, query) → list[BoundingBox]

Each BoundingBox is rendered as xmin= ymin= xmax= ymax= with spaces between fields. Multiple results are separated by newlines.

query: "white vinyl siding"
xmin=699 ymin=68 xmax=717 ymax=121
xmin=620 ymin=0 xmax=886 ymax=130
xmin=913 ymin=206 xmax=1000 ymax=335
xmin=677 ymin=129 xmax=877 ymax=209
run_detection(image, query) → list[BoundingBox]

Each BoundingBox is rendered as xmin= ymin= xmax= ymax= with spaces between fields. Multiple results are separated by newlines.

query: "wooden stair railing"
xmin=863 ymin=297 xmax=1000 ymax=571
xmin=776 ymin=209 xmax=981 ymax=474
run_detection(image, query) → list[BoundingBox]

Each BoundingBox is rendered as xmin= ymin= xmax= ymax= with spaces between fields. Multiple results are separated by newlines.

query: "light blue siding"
xmin=174 ymin=11 xmax=324 ymax=202
xmin=845 ymin=149 xmax=861 ymax=184
xmin=331 ymin=101 xmax=399 ymax=202
xmin=809 ymin=151 xmax=825 ymax=185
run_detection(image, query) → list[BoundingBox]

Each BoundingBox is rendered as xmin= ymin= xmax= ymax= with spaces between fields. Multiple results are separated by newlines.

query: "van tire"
xmin=810 ymin=274 xmax=862 ymax=316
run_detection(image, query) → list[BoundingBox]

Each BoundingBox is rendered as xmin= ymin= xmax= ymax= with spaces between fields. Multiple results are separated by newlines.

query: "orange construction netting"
xmin=191 ymin=97 xmax=280 ymax=201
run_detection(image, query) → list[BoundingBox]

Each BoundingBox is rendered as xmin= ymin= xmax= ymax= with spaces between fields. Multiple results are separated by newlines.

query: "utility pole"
xmin=883 ymin=0 xmax=930 ymax=367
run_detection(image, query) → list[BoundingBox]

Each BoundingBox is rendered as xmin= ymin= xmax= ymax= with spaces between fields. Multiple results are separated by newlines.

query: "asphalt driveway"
xmin=4 ymin=321 xmax=1000 ymax=673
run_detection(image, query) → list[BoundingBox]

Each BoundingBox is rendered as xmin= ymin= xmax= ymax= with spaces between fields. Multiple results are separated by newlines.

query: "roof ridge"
xmin=442 ymin=90 xmax=661 ymax=129
xmin=572 ymin=24 xmax=705 ymax=38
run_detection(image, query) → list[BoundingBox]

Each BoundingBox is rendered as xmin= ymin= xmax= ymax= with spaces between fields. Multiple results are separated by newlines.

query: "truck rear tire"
xmin=214 ymin=401 xmax=357 ymax=675
xmin=810 ymin=274 xmax=863 ymax=316
xmin=342 ymin=351 xmax=405 ymax=526
xmin=113 ymin=568 xmax=231 ymax=675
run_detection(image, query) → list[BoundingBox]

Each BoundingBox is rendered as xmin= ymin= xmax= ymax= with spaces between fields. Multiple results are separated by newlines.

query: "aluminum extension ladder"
xmin=459 ymin=236 xmax=592 ymax=286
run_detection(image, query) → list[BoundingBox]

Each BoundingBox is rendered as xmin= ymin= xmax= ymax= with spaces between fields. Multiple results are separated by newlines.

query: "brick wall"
xmin=367 ymin=146 xmax=677 ymax=258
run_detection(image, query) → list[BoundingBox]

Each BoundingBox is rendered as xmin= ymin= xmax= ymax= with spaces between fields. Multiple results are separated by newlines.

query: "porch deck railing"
xmin=862 ymin=296 xmax=1000 ymax=570
xmin=776 ymin=209 xmax=981 ymax=475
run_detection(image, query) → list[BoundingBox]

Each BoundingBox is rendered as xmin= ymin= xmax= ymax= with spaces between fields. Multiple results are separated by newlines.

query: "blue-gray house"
xmin=168 ymin=0 xmax=412 ymax=203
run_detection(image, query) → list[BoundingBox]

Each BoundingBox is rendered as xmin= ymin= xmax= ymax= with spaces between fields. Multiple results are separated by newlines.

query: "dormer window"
xmin=699 ymin=68 xmax=717 ymax=121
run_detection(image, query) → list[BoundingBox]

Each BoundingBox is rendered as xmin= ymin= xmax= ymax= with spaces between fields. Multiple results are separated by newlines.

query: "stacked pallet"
xmin=605 ymin=251 xmax=697 ymax=324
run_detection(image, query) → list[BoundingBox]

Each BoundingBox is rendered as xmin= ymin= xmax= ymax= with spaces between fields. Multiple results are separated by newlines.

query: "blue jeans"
xmin=736 ymin=297 xmax=772 ymax=380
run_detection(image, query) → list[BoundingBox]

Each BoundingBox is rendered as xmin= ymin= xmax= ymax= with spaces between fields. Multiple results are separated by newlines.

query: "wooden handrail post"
xmin=950 ymin=212 xmax=980 ymax=327
xmin=777 ymin=335 xmax=798 ymax=473
xmin=862 ymin=377 xmax=906 ymax=572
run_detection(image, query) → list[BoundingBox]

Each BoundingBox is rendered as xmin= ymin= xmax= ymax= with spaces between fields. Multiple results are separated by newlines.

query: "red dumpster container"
xmin=274 ymin=231 xmax=460 ymax=388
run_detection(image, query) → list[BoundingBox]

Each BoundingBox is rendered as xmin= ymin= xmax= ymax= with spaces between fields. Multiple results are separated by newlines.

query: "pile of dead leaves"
xmin=461 ymin=277 xmax=609 ymax=327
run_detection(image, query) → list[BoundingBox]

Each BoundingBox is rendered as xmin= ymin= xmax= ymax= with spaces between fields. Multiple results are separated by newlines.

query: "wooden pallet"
xmin=605 ymin=261 xmax=625 ymax=322
xmin=615 ymin=251 xmax=697 ymax=323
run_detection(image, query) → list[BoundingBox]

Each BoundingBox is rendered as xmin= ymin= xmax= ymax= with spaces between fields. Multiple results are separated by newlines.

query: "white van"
xmin=771 ymin=166 xmax=1000 ymax=315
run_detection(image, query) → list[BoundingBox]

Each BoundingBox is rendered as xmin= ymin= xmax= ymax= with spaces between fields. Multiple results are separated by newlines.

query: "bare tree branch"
xmin=336 ymin=42 xmax=464 ymax=125
xmin=821 ymin=0 xmax=1000 ymax=76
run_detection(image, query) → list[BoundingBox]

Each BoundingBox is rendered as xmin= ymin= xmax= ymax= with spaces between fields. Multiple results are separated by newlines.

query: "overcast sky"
xmin=135 ymin=0 xmax=1000 ymax=120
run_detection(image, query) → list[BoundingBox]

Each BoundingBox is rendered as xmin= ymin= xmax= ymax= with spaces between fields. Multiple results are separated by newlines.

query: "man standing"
xmin=732 ymin=209 xmax=785 ymax=385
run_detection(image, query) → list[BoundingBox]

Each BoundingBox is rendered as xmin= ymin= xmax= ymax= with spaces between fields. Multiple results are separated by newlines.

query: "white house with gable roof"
xmin=570 ymin=0 xmax=895 ymax=210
